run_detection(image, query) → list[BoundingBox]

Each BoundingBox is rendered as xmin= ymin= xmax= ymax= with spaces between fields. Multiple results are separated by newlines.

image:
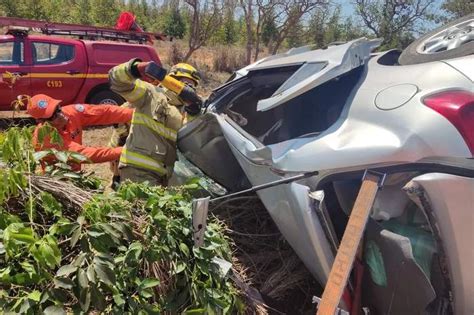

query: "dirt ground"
xmin=82 ymin=126 xmax=116 ymax=184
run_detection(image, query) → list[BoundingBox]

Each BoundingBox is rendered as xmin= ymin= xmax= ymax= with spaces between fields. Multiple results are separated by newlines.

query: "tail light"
xmin=423 ymin=90 xmax=474 ymax=155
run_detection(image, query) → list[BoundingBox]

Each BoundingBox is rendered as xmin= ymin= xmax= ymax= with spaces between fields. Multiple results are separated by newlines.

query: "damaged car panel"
xmin=178 ymin=16 xmax=474 ymax=313
xmin=404 ymin=173 xmax=474 ymax=315
xmin=255 ymin=38 xmax=381 ymax=111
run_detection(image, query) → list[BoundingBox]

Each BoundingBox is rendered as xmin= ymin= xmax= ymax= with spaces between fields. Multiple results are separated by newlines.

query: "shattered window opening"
xmin=220 ymin=66 xmax=364 ymax=146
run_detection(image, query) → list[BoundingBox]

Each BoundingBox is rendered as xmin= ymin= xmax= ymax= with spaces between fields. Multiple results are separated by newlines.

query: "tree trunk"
xmin=271 ymin=35 xmax=285 ymax=54
xmin=184 ymin=47 xmax=198 ymax=61
xmin=254 ymin=37 xmax=260 ymax=61
xmin=245 ymin=16 xmax=252 ymax=63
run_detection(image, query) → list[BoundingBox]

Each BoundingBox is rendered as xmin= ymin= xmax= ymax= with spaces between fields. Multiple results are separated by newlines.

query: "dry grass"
xmin=154 ymin=39 xmax=255 ymax=96
xmin=212 ymin=47 xmax=248 ymax=73
xmin=213 ymin=196 xmax=321 ymax=313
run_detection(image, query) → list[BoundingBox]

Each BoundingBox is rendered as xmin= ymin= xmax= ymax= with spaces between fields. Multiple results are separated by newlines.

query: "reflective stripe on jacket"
xmin=109 ymin=59 xmax=184 ymax=179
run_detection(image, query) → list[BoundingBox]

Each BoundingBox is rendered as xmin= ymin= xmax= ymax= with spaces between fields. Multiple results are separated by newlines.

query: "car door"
xmin=178 ymin=38 xmax=378 ymax=285
xmin=0 ymin=37 xmax=31 ymax=110
xmin=29 ymin=37 xmax=86 ymax=104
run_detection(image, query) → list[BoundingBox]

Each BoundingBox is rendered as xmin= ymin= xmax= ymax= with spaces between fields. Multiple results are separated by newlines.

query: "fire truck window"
xmin=32 ymin=42 xmax=75 ymax=65
xmin=0 ymin=41 xmax=24 ymax=65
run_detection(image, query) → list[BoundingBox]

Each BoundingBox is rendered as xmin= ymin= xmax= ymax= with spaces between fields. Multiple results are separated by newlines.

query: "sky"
xmin=335 ymin=0 xmax=446 ymax=32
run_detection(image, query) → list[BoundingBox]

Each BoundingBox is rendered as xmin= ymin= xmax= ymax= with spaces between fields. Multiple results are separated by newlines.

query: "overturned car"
xmin=176 ymin=14 xmax=474 ymax=314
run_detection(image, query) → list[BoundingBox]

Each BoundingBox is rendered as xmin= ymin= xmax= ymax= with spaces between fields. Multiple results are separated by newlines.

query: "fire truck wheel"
xmin=90 ymin=90 xmax=125 ymax=106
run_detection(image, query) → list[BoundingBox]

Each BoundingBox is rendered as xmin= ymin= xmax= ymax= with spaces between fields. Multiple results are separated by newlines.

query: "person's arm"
xmin=108 ymin=59 xmax=153 ymax=110
xmin=66 ymin=142 xmax=122 ymax=163
xmin=76 ymin=104 xmax=133 ymax=127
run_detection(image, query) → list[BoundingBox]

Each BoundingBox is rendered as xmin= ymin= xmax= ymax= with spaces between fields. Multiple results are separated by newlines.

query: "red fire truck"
xmin=0 ymin=15 xmax=164 ymax=110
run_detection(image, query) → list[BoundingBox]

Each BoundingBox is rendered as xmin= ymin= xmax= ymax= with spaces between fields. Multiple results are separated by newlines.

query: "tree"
xmin=307 ymin=5 xmax=330 ymax=48
xmin=442 ymin=0 xmax=473 ymax=20
xmin=286 ymin=20 xmax=304 ymax=48
xmin=70 ymin=0 xmax=94 ymax=25
xmin=261 ymin=14 xmax=277 ymax=46
xmin=341 ymin=17 xmax=368 ymax=42
xmin=267 ymin=0 xmax=325 ymax=54
xmin=90 ymin=0 xmax=122 ymax=26
xmin=222 ymin=6 xmax=238 ymax=44
xmin=0 ymin=0 xmax=20 ymax=17
xmin=184 ymin=0 xmax=223 ymax=61
xmin=163 ymin=8 xmax=186 ymax=38
xmin=239 ymin=0 xmax=254 ymax=64
xmin=254 ymin=0 xmax=281 ymax=60
xmin=355 ymin=0 xmax=437 ymax=49
xmin=324 ymin=5 xmax=343 ymax=45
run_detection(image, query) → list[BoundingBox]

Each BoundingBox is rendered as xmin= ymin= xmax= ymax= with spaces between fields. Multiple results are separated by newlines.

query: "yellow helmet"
xmin=169 ymin=63 xmax=201 ymax=86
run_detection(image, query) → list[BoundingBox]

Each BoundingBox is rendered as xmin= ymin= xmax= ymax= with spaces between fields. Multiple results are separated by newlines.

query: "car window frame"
xmin=31 ymin=41 xmax=76 ymax=66
xmin=0 ymin=39 xmax=25 ymax=66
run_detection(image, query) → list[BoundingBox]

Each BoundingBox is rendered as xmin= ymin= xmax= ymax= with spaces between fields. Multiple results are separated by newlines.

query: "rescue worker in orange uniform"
xmin=109 ymin=60 xmax=202 ymax=186
xmin=27 ymin=94 xmax=134 ymax=171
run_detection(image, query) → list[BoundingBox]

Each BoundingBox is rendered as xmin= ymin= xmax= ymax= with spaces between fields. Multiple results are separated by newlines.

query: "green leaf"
xmin=139 ymin=288 xmax=154 ymax=299
xmin=70 ymin=226 xmax=81 ymax=247
xmin=91 ymin=285 xmax=106 ymax=311
xmin=56 ymin=264 xmax=77 ymax=277
xmin=94 ymin=262 xmax=115 ymax=286
xmin=62 ymin=172 xmax=81 ymax=179
xmin=140 ymin=278 xmax=161 ymax=290
xmin=28 ymin=290 xmax=41 ymax=302
xmin=55 ymin=151 xmax=68 ymax=163
xmin=69 ymin=152 xmax=88 ymax=162
xmin=174 ymin=262 xmax=186 ymax=275
xmin=79 ymin=287 xmax=91 ymax=311
xmin=77 ymin=268 xmax=89 ymax=290
xmin=40 ymin=192 xmax=62 ymax=216
xmin=39 ymin=242 xmax=60 ymax=268
xmin=179 ymin=243 xmax=190 ymax=257
xmin=184 ymin=309 xmax=206 ymax=314
xmin=20 ymin=261 xmax=35 ymax=276
xmin=48 ymin=288 xmax=68 ymax=303
xmin=87 ymin=264 xmax=96 ymax=283
xmin=11 ymin=295 xmax=24 ymax=311
xmin=44 ymin=305 xmax=66 ymax=315
xmin=113 ymin=294 xmax=125 ymax=306
xmin=72 ymin=252 xmax=87 ymax=267
xmin=54 ymin=277 xmax=74 ymax=290
xmin=33 ymin=150 xmax=50 ymax=161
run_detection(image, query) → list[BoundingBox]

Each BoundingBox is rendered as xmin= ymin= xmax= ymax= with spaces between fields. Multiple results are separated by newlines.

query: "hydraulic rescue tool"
xmin=144 ymin=62 xmax=202 ymax=107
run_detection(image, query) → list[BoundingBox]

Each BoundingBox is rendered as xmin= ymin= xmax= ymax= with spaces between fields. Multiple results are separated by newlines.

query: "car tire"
xmin=398 ymin=14 xmax=474 ymax=65
xmin=89 ymin=90 xmax=125 ymax=105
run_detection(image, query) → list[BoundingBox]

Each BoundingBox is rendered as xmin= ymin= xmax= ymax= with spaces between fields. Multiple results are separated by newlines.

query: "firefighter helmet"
xmin=169 ymin=63 xmax=201 ymax=86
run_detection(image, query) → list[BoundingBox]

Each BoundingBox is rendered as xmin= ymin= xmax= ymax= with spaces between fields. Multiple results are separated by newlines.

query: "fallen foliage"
xmin=0 ymin=127 xmax=244 ymax=314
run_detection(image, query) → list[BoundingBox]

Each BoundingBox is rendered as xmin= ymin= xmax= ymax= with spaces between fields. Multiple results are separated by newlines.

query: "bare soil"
xmin=82 ymin=126 xmax=116 ymax=184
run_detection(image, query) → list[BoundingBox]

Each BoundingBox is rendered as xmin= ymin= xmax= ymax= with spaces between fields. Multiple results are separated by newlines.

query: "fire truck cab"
xmin=0 ymin=18 xmax=162 ymax=110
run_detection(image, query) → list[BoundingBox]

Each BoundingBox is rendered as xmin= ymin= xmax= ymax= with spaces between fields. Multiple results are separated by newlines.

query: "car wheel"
xmin=89 ymin=90 xmax=125 ymax=105
xmin=398 ymin=14 xmax=474 ymax=65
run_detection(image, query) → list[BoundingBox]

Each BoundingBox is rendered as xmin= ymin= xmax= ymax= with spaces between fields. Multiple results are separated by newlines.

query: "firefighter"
xmin=109 ymin=60 xmax=202 ymax=186
xmin=27 ymin=94 xmax=134 ymax=171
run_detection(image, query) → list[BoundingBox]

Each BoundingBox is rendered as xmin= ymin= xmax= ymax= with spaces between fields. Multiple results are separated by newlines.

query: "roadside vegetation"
xmin=0 ymin=127 xmax=316 ymax=314
xmin=0 ymin=126 xmax=246 ymax=313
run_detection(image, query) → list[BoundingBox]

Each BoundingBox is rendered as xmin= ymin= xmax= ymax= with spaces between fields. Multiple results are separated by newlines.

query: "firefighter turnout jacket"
xmin=109 ymin=59 xmax=190 ymax=181
xmin=32 ymin=104 xmax=134 ymax=171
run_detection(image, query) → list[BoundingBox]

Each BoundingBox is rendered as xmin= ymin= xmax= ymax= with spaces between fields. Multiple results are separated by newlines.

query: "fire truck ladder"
xmin=0 ymin=16 xmax=168 ymax=44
